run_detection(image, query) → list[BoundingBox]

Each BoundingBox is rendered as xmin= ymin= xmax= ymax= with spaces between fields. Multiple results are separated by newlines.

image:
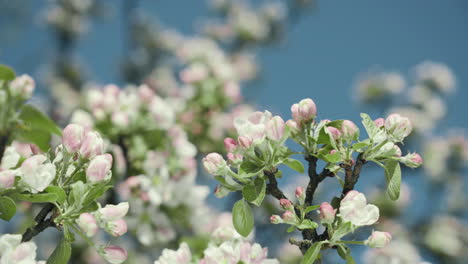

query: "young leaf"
xmin=384 ymin=160 xmax=401 ymax=200
xmin=242 ymin=177 xmax=266 ymax=206
xmin=0 ymin=64 xmax=15 ymax=81
xmin=324 ymin=152 xmax=342 ymax=163
xmin=45 ymin=186 xmax=67 ymax=205
xmin=0 ymin=196 xmax=16 ymax=221
xmin=232 ymin=199 xmax=254 ymax=237
xmin=360 ymin=113 xmax=379 ymax=139
xmin=297 ymin=219 xmax=318 ymax=230
xmin=331 ymin=221 xmax=354 ymax=241
xmin=286 ymin=225 xmax=296 ymax=233
xmin=10 ymin=192 xmax=58 ymax=203
xmin=46 ymin=239 xmax=71 ymax=264
xmin=283 ymin=158 xmax=305 ymax=173
xmin=304 ymin=205 xmax=320 ymax=214
xmin=19 ymin=105 xmax=62 ymax=136
xmin=301 ymin=242 xmax=323 ymax=264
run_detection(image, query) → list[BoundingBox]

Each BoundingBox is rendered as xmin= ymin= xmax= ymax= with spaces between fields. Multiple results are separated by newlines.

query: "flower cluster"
xmin=0 ymin=234 xmax=44 ymax=264
xmin=154 ymin=225 xmax=279 ymax=264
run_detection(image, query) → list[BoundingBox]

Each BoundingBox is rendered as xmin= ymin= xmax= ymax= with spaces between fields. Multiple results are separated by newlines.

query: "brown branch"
xmin=22 ymin=203 xmax=57 ymax=242
xmin=265 ymin=170 xmax=288 ymax=201
xmin=341 ymin=153 xmax=366 ymax=196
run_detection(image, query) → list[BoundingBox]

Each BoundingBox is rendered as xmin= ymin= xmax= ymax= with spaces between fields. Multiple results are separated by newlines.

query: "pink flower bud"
xmin=385 ymin=113 xmax=412 ymax=142
xmin=374 ymin=118 xmax=385 ymax=128
xmin=224 ymin=81 xmax=241 ymax=103
xmin=279 ymin=199 xmax=294 ymax=211
xmin=79 ymin=131 xmax=104 ymax=159
xmin=238 ymin=136 xmax=253 ymax=149
xmin=138 ymin=84 xmax=154 ymax=104
xmin=327 ymin=126 xmax=342 ymax=140
xmin=227 ymin=152 xmax=243 ymax=164
xmin=330 ymin=149 xmax=337 ymax=155
xmin=270 ymin=215 xmax=282 ymax=224
xmin=295 ymin=187 xmax=305 ymax=203
xmin=0 ymin=170 xmax=15 ymax=189
xmin=286 ymin=119 xmax=299 ymax=132
xmin=99 ymin=202 xmax=129 ymax=222
xmin=102 ymin=245 xmax=128 ymax=264
xmin=282 ymin=211 xmax=296 ymax=222
xmin=86 ymin=154 xmax=113 ymax=183
xmin=10 ymin=74 xmax=35 ymax=99
xmin=224 ymin=138 xmax=238 ymax=153
xmin=319 ymin=202 xmax=335 ymax=224
xmin=62 ymin=124 xmax=85 ymax=153
xmin=266 ymin=116 xmax=285 ymax=141
xmin=106 ymin=219 xmax=128 ymax=237
xmin=291 ymin=98 xmax=317 ymax=123
xmin=341 ymin=120 xmax=359 ymax=140
xmin=202 ymin=153 xmax=227 ymax=175
xmin=365 ymin=231 xmax=392 ymax=248
xmin=76 ymin=213 xmax=98 ymax=237
xmin=400 ymin=152 xmax=423 ymax=168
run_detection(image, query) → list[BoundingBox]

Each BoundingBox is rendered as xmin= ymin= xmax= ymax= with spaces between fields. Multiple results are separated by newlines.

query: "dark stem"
xmin=265 ymin=170 xmax=287 ymax=200
xmin=341 ymin=153 xmax=366 ymax=196
xmin=22 ymin=203 xmax=56 ymax=242
xmin=0 ymin=132 xmax=10 ymax=161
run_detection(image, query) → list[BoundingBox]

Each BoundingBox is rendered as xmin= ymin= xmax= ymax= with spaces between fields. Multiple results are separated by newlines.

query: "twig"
xmin=21 ymin=203 xmax=56 ymax=242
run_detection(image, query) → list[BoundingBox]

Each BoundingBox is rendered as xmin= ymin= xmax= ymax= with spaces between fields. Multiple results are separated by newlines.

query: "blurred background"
xmin=1 ymin=0 xmax=467 ymax=263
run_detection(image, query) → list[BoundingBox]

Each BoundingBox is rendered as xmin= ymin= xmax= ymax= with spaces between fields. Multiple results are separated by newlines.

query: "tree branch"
xmin=22 ymin=203 xmax=56 ymax=242
xmin=341 ymin=153 xmax=366 ymax=196
xmin=265 ymin=170 xmax=288 ymax=201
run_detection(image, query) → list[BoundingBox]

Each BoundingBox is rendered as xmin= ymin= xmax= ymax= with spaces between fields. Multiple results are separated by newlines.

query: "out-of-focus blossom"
xmin=339 ymin=190 xmax=379 ymax=226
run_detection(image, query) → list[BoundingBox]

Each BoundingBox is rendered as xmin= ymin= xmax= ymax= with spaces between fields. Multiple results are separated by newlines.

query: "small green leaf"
xmin=345 ymin=254 xmax=357 ymax=264
xmin=0 ymin=196 xmax=16 ymax=221
xmin=283 ymin=158 xmax=305 ymax=173
xmin=384 ymin=160 xmax=401 ymax=200
xmin=324 ymin=152 xmax=342 ymax=163
xmin=10 ymin=192 xmax=58 ymax=203
xmin=0 ymin=65 xmax=15 ymax=81
xmin=337 ymin=244 xmax=349 ymax=259
xmin=242 ymin=177 xmax=266 ymax=206
xmin=331 ymin=221 xmax=354 ymax=241
xmin=301 ymin=242 xmax=323 ymax=264
xmin=45 ymin=186 xmax=66 ymax=204
xmin=46 ymin=239 xmax=71 ymax=264
xmin=286 ymin=225 xmax=296 ymax=233
xmin=304 ymin=205 xmax=320 ymax=214
xmin=297 ymin=219 xmax=318 ymax=230
xmin=19 ymin=105 xmax=62 ymax=136
xmin=351 ymin=141 xmax=369 ymax=151
xmin=232 ymin=199 xmax=254 ymax=237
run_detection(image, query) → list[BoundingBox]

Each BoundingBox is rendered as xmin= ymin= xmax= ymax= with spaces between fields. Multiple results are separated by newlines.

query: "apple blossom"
xmin=341 ymin=120 xmax=359 ymax=141
xmin=385 ymin=113 xmax=412 ymax=142
xmin=202 ymin=152 xmax=227 ymax=175
xmin=224 ymin=137 xmax=238 ymax=152
xmin=62 ymin=124 xmax=85 ymax=153
xmin=399 ymin=153 xmax=423 ymax=168
xmin=295 ymin=187 xmax=305 ymax=204
xmin=270 ymin=215 xmax=282 ymax=224
xmin=238 ymin=136 xmax=253 ymax=149
xmin=76 ymin=213 xmax=99 ymax=237
xmin=365 ymin=231 xmax=392 ymax=248
xmin=101 ymin=245 xmax=128 ymax=264
xmin=291 ymin=98 xmax=317 ymax=124
xmin=1 ymin=146 xmax=20 ymax=170
xmin=339 ymin=190 xmax=379 ymax=226
xmin=79 ymin=131 xmax=104 ymax=159
xmin=327 ymin=126 xmax=342 ymax=141
xmin=86 ymin=154 xmax=113 ymax=183
xmin=266 ymin=116 xmax=285 ymax=141
xmin=319 ymin=202 xmax=335 ymax=224
xmin=0 ymin=170 xmax=15 ymax=189
xmin=98 ymin=202 xmax=129 ymax=222
xmin=282 ymin=211 xmax=296 ymax=223
xmin=279 ymin=199 xmax=294 ymax=211
xmin=154 ymin=242 xmax=192 ymax=264
xmin=374 ymin=118 xmax=385 ymax=128
xmin=106 ymin=219 xmax=128 ymax=237
xmin=9 ymin=74 xmax=35 ymax=99
xmin=20 ymin=155 xmax=56 ymax=193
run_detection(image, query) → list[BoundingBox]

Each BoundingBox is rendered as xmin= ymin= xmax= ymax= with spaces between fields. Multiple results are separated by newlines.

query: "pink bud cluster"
xmin=77 ymin=202 xmax=129 ymax=238
xmin=290 ymin=98 xmax=317 ymax=126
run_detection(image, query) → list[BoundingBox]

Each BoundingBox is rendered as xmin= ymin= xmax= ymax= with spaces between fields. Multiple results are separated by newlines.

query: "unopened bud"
xmin=62 ymin=124 xmax=85 ymax=153
xmin=279 ymin=199 xmax=294 ymax=211
xmin=291 ymin=98 xmax=317 ymax=124
xmin=319 ymin=202 xmax=335 ymax=224
xmin=365 ymin=231 xmax=392 ymax=248
xmin=202 ymin=153 xmax=227 ymax=175
xmin=101 ymin=245 xmax=128 ymax=264
xmin=76 ymin=213 xmax=98 ymax=237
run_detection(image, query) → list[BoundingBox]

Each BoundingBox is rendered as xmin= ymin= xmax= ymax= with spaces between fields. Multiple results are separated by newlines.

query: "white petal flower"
xmin=19 ymin=155 xmax=56 ymax=193
xmin=339 ymin=191 xmax=379 ymax=226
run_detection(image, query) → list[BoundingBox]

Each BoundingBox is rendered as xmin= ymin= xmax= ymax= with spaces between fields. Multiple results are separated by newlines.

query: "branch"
xmin=0 ymin=132 xmax=10 ymax=161
xmin=341 ymin=153 xmax=366 ymax=196
xmin=265 ymin=170 xmax=287 ymax=201
xmin=22 ymin=203 xmax=56 ymax=242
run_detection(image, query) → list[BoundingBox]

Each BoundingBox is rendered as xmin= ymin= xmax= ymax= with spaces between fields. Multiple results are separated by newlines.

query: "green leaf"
xmin=297 ymin=219 xmax=318 ymax=230
xmin=337 ymin=245 xmax=356 ymax=264
xmin=286 ymin=225 xmax=296 ymax=233
xmin=15 ymin=129 xmax=51 ymax=152
xmin=324 ymin=152 xmax=342 ymax=163
xmin=0 ymin=196 xmax=16 ymax=221
xmin=45 ymin=186 xmax=66 ymax=205
xmin=46 ymin=239 xmax=71 ymax=264
xmin=351 ymin=141 xmax=369 ymax=151
xmin=384 ymin=160 xmax=401 ymax=200
xmin=0 ymin=65 xmax=15 ymax=81
xmin=361 ymin=113 xmax=385 ymax=142
xmin=301 ymin=242 xmax=323 ymax=264
xmin=242 ymin=177 xmax=266 ymax=206
xmin=232 ymin=199 xmax=254 ymax=237
xmin=345 ymin=254 xmax=357 ymax=264
xmin=331 ymin=221 xmax=354 ymax=241
xmin=283 ymin=158 xmax=305 ymax=173
xmin=19 ymin=105 xmax=62 ymax=136
xmin=304 ymin=205 xmax=320 ymax=214
xmin=10 ymin=192 xmax=58 ymax=203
